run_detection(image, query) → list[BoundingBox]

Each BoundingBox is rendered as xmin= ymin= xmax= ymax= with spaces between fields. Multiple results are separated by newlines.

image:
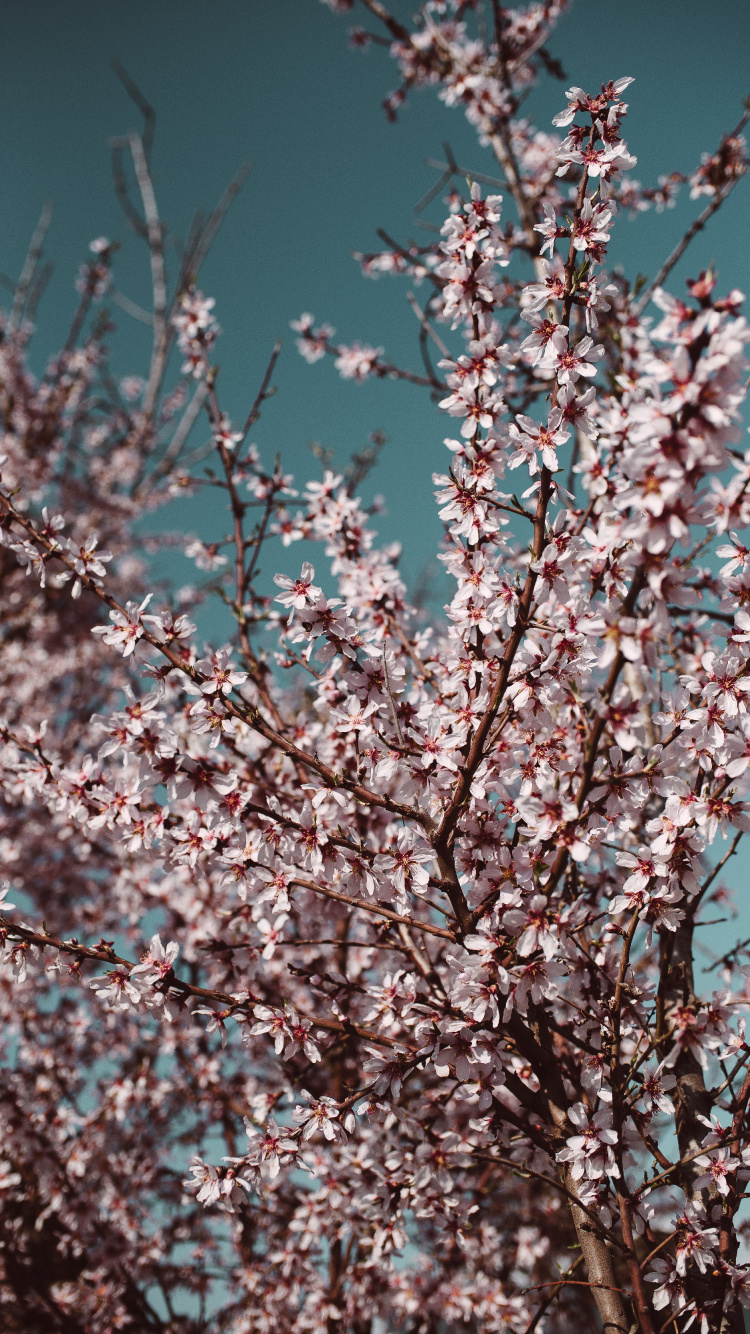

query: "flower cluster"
xmin=0 ymin=5 xmax=749 ymax=1334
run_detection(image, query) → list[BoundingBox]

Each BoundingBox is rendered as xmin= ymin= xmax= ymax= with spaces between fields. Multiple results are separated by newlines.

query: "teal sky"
xmin=2 ymin=1 xmax=749 ymax=596
xmin=2 ymin=1 xmax=750 ymax=963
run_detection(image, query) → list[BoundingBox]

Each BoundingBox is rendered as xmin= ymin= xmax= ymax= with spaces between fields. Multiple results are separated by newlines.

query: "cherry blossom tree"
xmin=2 ymin=2 xmax=750 ymax=1331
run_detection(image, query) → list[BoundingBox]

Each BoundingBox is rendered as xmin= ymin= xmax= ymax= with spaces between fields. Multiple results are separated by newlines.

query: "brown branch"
xmin=521 ymin=1254 xmax=585 ymax=1334
xmin=523 ymin=1278 xmax=628 ymax=1296
xmin=618 ymin=1193 xmax=656 ymax=1334
xmin=473 ymin=1153 xmax=627 ymax=1252
xmin=357 ymin=0 xmax=411 ymax=43
xmin=289 ymin=875 xmax=455 ymax=941
xmin=0 ymin=918 xmax=406 ymax=1050
xmin=0 ymin=489 xmax=432 ymax=833
xmin=239 ymin=338 xmax=282 ymax=445
xmin=434 ymin=143 xmax=597 ymax=926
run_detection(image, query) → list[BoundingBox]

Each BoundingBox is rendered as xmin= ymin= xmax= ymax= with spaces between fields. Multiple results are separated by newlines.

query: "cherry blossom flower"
xmin=693 ymin=1146 xmax=740 ymax=1195
xmin=91 ymin=596 xmax=152 ymax=656
xmin=533 ymin=202 xmax=567 ymax=258
xmin=290 ymin=312 xmax=335 ymax=363
xmin=637 ymin=1064 xmax=677 ymax=1115
xmin=173 ymin=290 xmax=221 ymax=377
xmin=334 ymin=342 xmax=384 ymax=381
xmin=63 ymin=533 xmax=113 ymax=597
xmin=90 ymin=968 xmax=142 ymax=1011
xmin=130 ymin=933 xmax=179 ymax=985
xmin=293 ymin=1091 xmax=346 ymax=1141
xmin=508 ymin=414 xmax=569 ymax=474
xmin=273 ymin=561 xmax=321 ymax=609
xmin=547 ymin=332 xmax=605 ymax=384
xmin=333 ymin=695 xmax=379 ymax=734
xmin=645 ymin=1256 xmax=685 ymax=1312
xmin=213 ymin=415 xmax=243 ymax=451
xmin=183 ymin=1157 xmax=248 ymax=1212
xmin=556 ymin=1102 xmax=620 ymax=1182
xmin=571 ymin=197 xmax=614 ymax=253
xmin=552 ymin=77 xmax=634 ymax=128
xmin=243 ymin=1115 xmax=297 ymax=1179
xmin=196 ymin=647 xmax=248 ymax=696
xmin=374 ymin=828 xmax=433 ymax=897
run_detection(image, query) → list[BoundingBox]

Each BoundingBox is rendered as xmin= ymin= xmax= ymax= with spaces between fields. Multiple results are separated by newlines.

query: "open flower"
xmin=91 ymin=596 xmax=152 ymax=656
xmin=508 ymin=413 xmax=569 ymax=474
xmin=292 ymin=1091 xmax=346 ymax=1142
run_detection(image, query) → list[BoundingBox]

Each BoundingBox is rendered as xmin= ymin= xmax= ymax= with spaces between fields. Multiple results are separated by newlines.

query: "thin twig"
xmin=690 ymin=829 xmax=743 ymax=913
xmin=129 ymin=132 xmax=167 ymax=413
xmin=521 ymin=1254 xmax=585 ymax=1334
xmin=111 ymin=59 xmax=156 ymax=162
xmin=10 ymin=201 xmax=53 ymax=333
xmin=240 ymin=338 xmax=282 ymax=444
xmin=138 ymin=381 xmax=208 ymax=497
xmin=423 ymin=155 xmax=505 ymax=190
xmin=634 ymin=104 xmax=750 ymax=317
xmin=109 ymin=287 xmax=155 ymax=326
xmin=407 ymin=291 xmax=450 ymax=357
xmin=0 ymin=918 xmax=407 ymax=1050
xmin=289 ymin=875 xmax=455 ymax=942
xmin=187 ymin=161 xmax=252 ymax=281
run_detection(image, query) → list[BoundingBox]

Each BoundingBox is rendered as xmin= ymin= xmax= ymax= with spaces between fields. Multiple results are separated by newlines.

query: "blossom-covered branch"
xmin=1 ymin=5 xmax=750 ymax=1332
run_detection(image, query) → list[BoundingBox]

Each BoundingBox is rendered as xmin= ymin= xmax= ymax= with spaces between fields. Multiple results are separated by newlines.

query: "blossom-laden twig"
xmin=1 ymin=5 xmax=750 ymax=1333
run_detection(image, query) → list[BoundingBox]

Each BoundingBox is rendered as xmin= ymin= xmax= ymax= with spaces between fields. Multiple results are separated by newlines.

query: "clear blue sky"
xmin=1 ymin=0 xmax=749 ymax=961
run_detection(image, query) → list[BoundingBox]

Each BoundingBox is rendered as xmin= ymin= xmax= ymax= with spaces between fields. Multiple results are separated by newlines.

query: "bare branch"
xmin=9 ymin=200 xmax=53 ymax=333
xmin=110 ymin=59 xmax=156 ymax=163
